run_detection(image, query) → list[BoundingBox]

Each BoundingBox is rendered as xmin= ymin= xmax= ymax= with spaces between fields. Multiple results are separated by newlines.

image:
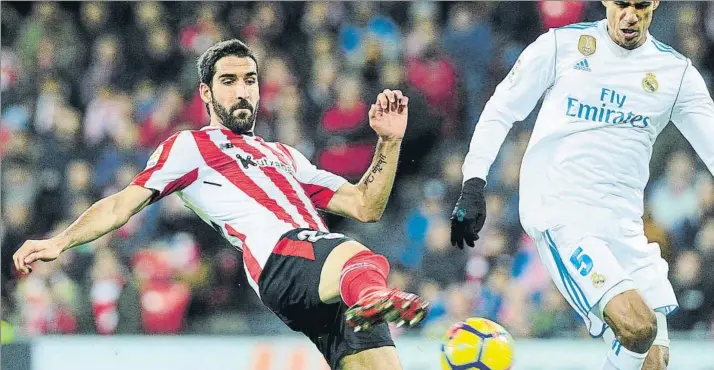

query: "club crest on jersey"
xmin=578 ymin=35 xmax=597 ymax=56
xmin=642 ymin=72 xmax=658 ymax=93
xmin=235 ymin=153 xmax=258 ymax=169
xmin=591 ymin=272 xmax=606 ymax=288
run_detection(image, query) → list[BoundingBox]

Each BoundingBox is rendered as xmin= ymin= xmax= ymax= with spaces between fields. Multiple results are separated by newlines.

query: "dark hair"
xmin=197 ymin=39 xmax=258 ymax=87
xmin=196 ymin=39 xmax=258 ymax=115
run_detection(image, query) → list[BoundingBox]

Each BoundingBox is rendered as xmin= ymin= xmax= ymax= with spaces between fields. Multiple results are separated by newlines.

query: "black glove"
xmin=450 ymin=177 xmax=487 ymax=249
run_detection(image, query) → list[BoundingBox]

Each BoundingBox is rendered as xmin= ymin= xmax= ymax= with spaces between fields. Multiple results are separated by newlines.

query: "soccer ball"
xmin=441 ymin=317 xmax=514 ymax=370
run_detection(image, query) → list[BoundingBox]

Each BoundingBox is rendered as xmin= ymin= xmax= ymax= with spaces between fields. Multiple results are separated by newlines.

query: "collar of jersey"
xmin=597 ymin=19 xmax=651 ymax=58
xmin=200 ymin=125 xmax=260 ymax=140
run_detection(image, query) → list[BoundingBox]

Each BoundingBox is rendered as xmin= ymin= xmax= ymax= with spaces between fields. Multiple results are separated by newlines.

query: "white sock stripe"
xmin=602 ymin=342 xmax=647 ymax=370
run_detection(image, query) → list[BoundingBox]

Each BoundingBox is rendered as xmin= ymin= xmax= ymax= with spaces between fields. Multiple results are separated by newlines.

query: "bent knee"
xmin=620 ymin=316 xmax=657 ymax=353
xmin=604 ymin=291 xmax=657 ymax=353
xmin=318 ymin=241 xmax=371 ymax=303
xmin=326 ymin=241 xmax=371 ymax=271
xmin=614 ymin=312 xmax=657 ymax=353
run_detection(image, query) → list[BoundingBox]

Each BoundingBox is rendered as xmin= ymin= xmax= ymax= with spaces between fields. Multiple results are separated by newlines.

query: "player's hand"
xmin=13 ymin=239 xmax=65 ymax=274
xmin=450 ymin=178 xmax=487 ymax=249
xmin=369 ymin=89 xmax=408 ymax=141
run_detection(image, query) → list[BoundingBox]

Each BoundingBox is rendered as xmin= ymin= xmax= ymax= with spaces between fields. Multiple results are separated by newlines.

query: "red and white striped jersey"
xmin=131 ymin=126 xmax=348 ymax=295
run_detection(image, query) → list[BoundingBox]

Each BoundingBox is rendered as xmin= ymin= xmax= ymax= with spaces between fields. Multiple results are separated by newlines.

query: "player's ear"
xmin=652 ymin=1 xmax=660 ymax=10
xmin=601 ymin=1 xmax=608 ymax=8
xmin=199 ymin=83 xmax=212 ymax=105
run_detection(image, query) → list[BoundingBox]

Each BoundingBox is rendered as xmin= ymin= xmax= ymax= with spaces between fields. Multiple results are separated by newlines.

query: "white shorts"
xmin=528 ymin=223 xmax=679 ymax=337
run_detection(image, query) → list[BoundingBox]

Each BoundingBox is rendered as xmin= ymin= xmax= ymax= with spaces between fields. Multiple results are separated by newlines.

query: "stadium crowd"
xmin=2 ymin=1 xmax=713 ymax=339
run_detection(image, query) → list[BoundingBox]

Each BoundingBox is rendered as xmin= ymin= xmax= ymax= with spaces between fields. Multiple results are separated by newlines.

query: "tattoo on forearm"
xmin=364 ymin=154 xmax=387 ymax=187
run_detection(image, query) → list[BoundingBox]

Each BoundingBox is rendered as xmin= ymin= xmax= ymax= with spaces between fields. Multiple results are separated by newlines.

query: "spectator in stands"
xmin=316 ymin=74 xmax=373 ymax=181
xmin=443 ymin=3 xmax=493 ymax=129
xmin=421 ymin=284 xmax=474 ymax=339
xmin=78 ymin=246 xmax=141 ymax=334
xmin=648 ymin=151 xmax=700 ymax=247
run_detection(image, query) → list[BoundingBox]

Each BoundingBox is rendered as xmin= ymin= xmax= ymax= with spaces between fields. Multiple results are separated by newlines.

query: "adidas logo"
xmin=574 ymin=58 xmax=591 ymax=72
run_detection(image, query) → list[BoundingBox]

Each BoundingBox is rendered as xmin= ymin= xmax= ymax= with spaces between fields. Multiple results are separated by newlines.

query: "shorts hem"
xmin=654 ymin=305 xmax=679 ymax=317
xmin=350 ymin=340 xmax=396 ymax=349
xmin=588 ymin=324 xmax=608 ymax=338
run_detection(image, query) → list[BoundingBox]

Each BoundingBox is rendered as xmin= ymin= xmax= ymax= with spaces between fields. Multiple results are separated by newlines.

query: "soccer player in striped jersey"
xmin=13 ymin=39 xmax=428 ymax=370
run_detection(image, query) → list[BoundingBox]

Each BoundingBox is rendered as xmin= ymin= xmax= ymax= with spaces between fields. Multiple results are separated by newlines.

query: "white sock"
xmin=601 ymin=340 xmax=647 ymax=370
xmin=652 ymin=311 xmax=670 ymax=348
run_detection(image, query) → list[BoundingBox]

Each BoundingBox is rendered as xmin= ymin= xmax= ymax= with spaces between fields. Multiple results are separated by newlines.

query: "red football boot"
xmin=345 ymin=289 xmax=429 ymax=332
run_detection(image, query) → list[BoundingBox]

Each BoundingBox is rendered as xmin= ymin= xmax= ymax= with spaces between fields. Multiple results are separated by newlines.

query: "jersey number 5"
xmin=570 ymin=246 xmax=593 ymax=276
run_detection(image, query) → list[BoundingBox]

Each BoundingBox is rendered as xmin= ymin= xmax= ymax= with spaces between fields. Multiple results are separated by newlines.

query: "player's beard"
xmin=212 ymin=98 xmax=257 ymax=135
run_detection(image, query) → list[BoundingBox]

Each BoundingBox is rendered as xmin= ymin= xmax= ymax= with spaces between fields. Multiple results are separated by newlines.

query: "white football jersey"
xmin=462 ymin=20 xmax=714 ymax=233
xmin=132 ymin=127 xmax=347 ymax=295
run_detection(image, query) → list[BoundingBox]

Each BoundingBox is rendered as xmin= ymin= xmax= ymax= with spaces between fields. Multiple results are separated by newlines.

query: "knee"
xmin=604 ymin=290 xmax=658 ymax=353
xmin=617 ymin=308 xmax=657 ymax=353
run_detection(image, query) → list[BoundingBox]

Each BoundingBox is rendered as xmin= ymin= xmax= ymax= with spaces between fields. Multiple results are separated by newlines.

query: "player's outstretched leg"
xmin=318 ymin=240 xmax=429 ymax=332
xmin=600 ymin=290 xmax=657 ymax=370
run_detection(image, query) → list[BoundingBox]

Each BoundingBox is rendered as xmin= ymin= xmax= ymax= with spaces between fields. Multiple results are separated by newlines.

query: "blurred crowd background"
xmin=2 ymin=1 xmax=714 ymax=340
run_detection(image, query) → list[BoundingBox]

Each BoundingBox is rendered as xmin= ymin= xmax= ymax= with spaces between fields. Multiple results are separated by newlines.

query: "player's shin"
xmin=339 ymin=250 xmax=390 ymax=306
xmin=341 ymin=250 xmax=429 ymax=331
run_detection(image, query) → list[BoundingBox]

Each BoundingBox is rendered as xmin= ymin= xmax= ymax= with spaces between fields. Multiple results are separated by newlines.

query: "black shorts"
xmin=258 ymin=228 xmax=395 ymax=370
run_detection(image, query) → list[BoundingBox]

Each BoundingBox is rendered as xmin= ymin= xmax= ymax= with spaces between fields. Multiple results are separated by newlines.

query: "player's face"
xmin=203 ymin=56 xmax=260 ymax=135
xmin=603 ymin=1 xmax=659 ymax=49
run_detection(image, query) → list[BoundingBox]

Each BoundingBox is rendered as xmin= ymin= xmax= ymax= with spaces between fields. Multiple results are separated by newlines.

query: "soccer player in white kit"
xmin=13 ymin=39 xmax=429 ymax=370
xmin=450 ymin=2 xmax=714 ymax=370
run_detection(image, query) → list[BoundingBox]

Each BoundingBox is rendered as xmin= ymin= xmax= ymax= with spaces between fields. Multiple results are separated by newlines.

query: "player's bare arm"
xmin=13 ymin=185 xmax=154 ymax=274
xmin=326 ymin=89 xmax=408 ymax=223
